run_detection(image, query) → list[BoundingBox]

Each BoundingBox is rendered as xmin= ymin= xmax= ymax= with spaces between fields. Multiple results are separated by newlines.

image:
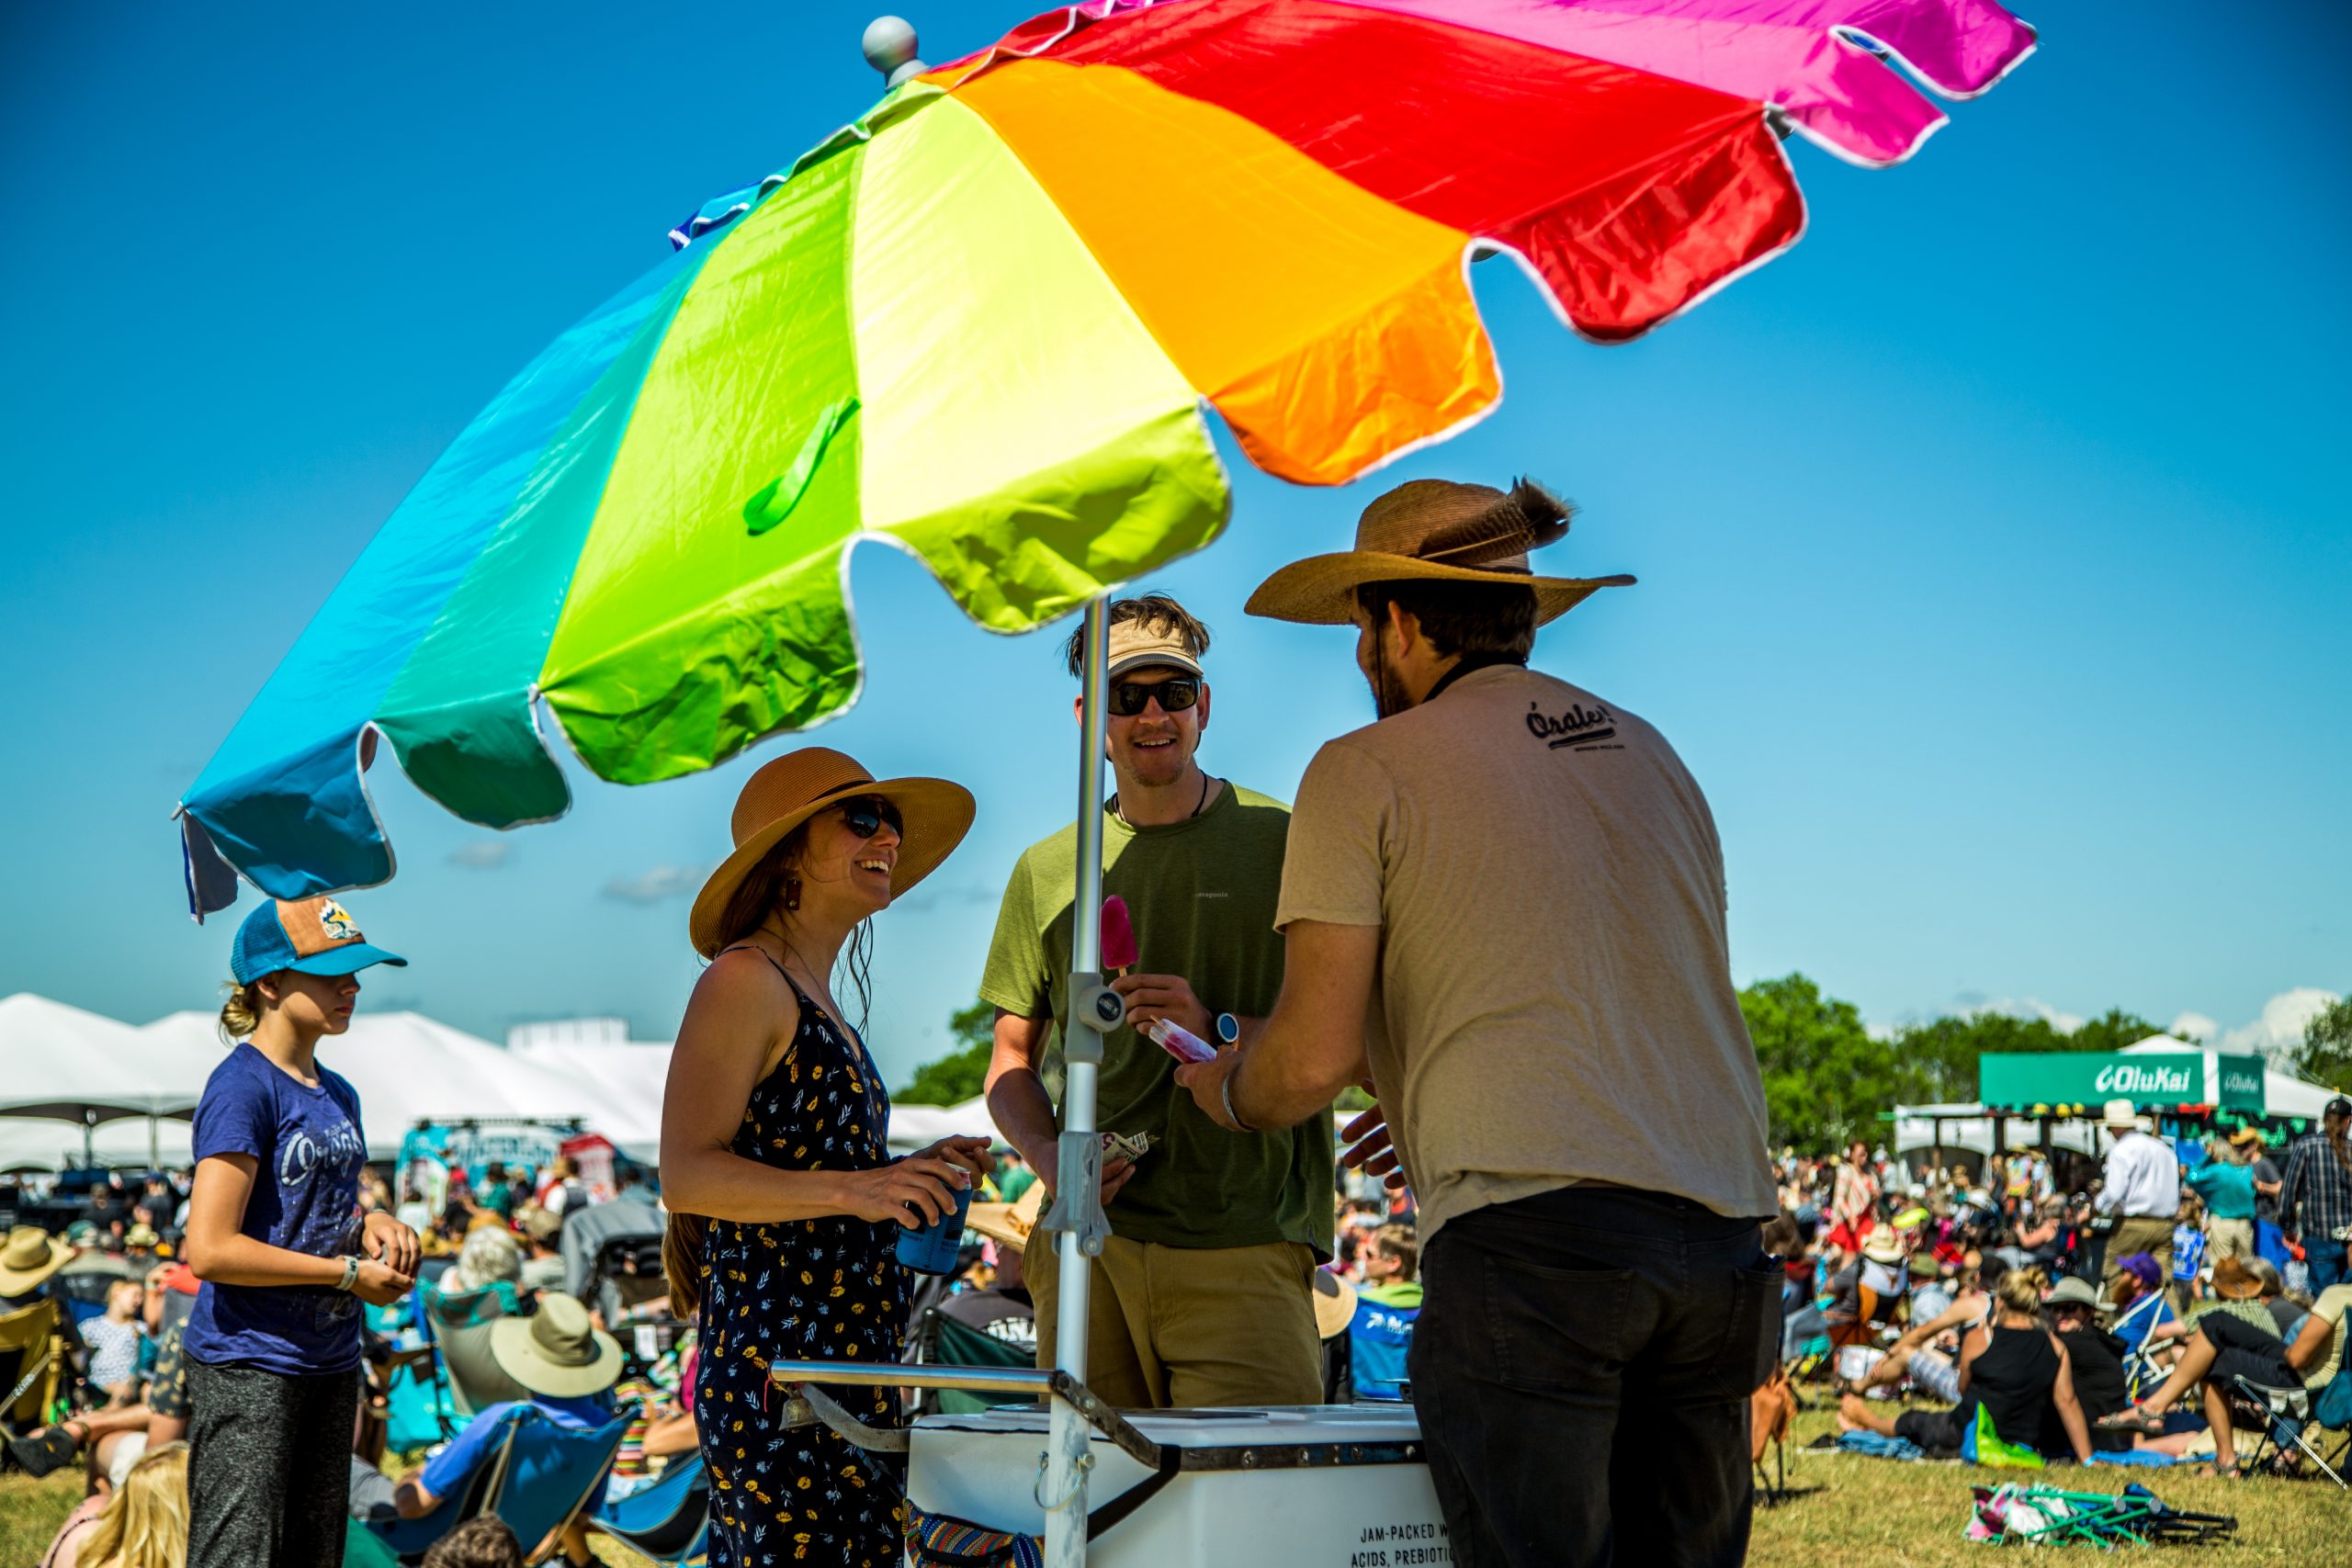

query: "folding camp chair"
xmin=422 ymin=1283 xmax=530 ymax=1416
xmin=369 ymin=1405 xmax=526 ymax=1563
xmin=492 ymin=1405 xmax=634 ymax=1565
xmin=0 ymin=1301 xmax=63 ymax=1433
xmin=2109 ymin=1292 xmax=2172 ymax=1400
xmin=910 ymin=1310 xmax=1035 ymax=1417
xmin=588 ymin=1453 xmax=710 ymax=1567
xmin=2229 ymin=1375 xmax=2347 ymax=1489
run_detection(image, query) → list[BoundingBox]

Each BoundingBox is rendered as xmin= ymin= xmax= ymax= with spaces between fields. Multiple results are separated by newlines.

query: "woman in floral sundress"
xmin=662 ymin=749 xmax=992 ymax=1567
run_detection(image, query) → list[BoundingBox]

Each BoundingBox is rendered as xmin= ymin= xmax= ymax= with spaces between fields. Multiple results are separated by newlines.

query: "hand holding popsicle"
xmin=1100 ymin=895 xmax=1138 ymax=974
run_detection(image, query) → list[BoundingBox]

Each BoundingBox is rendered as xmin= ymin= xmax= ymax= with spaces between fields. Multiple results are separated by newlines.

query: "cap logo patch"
xmin=316 ymin=899 xmax=360 ymax=942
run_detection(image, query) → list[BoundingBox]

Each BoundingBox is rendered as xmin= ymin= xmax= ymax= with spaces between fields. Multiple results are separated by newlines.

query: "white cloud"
xmin=602 ymin=864 xmax=705 ymax=905
xmin=2218 ymin=987 xmax=2337 ymax=1057
xmin=1973 ymin=996 xmax=2086 ymax=1034
xmin=2168 ymin=1011 xmax=2218 ymax=1043
xmin=447 ymin=840 xmax=511 ymax=869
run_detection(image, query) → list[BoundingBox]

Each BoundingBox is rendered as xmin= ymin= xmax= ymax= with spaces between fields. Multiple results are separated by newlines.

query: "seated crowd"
xmin=1773 ymin=1137 xmax=2352 ymax=1476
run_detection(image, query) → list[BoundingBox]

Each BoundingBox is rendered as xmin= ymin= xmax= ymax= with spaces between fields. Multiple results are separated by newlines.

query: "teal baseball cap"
xmin=230 ymin=897 xmax=406 ymax=984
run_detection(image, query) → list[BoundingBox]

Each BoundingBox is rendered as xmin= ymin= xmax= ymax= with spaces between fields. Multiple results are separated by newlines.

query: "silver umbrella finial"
xmin=861 ymin=16 xmax=926 ymax=89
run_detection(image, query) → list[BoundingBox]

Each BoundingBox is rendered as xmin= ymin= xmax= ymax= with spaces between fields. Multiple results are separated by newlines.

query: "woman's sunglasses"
xmin=1108 ymin=676 xmax=1200 ymax=717
xmin=836 ymin=795 xmax=903 ymax=840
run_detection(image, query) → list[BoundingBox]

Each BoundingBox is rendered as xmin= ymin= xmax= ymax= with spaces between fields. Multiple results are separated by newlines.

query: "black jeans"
xmin=187 ymin=1358 xmax=360 ymax=1568
xmin=1410 ymin=1186 xmax=1777 ymax=1568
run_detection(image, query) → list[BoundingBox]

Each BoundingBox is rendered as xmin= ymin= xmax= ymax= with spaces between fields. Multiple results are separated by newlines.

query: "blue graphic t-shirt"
xmin=184 ymin=1043 xmax=368 ymax=1375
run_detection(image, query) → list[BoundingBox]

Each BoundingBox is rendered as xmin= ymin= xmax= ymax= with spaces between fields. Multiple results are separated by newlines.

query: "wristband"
xmin=335 ymin=1255 xmax=361 ymax=1293
xmin=1220 ymin=1070 xmax=1257 ymax=1134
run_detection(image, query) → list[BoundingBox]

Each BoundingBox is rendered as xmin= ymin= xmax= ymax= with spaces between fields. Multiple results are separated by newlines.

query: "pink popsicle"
xmin=1100 ymin=895 xmax=1138 ymax=971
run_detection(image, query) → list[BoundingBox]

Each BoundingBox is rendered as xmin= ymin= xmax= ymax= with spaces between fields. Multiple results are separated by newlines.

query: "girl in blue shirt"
xmin=182 ymin=897 xmax=421 ymax=1568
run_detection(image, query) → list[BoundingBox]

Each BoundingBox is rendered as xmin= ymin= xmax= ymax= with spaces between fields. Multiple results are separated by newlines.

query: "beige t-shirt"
xmin=2305 ymin=1284 xmax=2352 ymax=1389
xmin=1277 ymin=664 xmax=1776 ymax=1240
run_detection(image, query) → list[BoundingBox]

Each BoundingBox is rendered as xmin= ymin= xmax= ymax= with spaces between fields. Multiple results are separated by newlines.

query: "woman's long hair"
xmin=83 ymin=1439 xmax=188 ymax=1568
xmin=667 ymin=823 xmax=880 ymax=1320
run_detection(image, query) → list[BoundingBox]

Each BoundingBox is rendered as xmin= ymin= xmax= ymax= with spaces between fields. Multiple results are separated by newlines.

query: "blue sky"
xmin=3 ymin=1 xmax=2346 ymax=1089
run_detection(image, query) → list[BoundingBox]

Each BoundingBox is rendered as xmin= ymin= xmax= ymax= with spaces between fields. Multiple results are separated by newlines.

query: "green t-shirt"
xmin=978 ymin=782 xmax=1332 ymax=1259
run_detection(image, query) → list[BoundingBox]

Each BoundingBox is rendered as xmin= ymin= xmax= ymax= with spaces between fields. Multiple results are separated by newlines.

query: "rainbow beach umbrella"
xmin=180 ymin=0 xmax=2035 ymax=913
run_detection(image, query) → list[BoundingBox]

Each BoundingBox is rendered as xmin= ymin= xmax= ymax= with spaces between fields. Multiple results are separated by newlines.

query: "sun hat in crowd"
xmin=63 ymin=1222 xmax=100 ymax=1247
xmin=488 ymin=1292 xmax=622 ymax=1398
xmin=230 ymin=897 xmax=406 ymax=985
xmin=2045 ymin=1275 xmax=2101 ymax=1311
xmin=123 ymin=1224 xmax=160 ymax=1250
xmin=2211 ymin=1257 xmax=2262 ymax=1302
xmin=1908 ymin=1253 xmax=1943 ymax=1280
xmin=1244 ymin=478 xmax=1634 ymax=627
xmin=2226 ymin=1126 xmax=2265 ymax=1147
xmin=2112 ymin=1253 xmax=2162 ymax=1293
xmin=688 ymin=748 xmax=975 ymax=958
xmin=515 ymin=1203 xmax=562 ymax=1245
xmin=0 ymin=1226 xmax=72 ymax=1295
xmin=1861 ymin=1230 xmax=1905 ymax=1266
xmin=1311 ymin=1269 xmax=1359 ymax=1341
xmin=2100 ymin=1099 xmax=2154 ymax=1134
xmin=964 ymin=1184 xmax=1045 ymax=1256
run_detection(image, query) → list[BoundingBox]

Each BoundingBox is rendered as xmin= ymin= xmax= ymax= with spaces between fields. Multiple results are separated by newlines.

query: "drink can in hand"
xmin=895 ymin=1179 xmax=974 ymax=1275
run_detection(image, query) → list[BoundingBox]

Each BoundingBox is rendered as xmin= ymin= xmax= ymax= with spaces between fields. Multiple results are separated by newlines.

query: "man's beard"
xmin=1364 ymin=636 xmax=1412 ymax=719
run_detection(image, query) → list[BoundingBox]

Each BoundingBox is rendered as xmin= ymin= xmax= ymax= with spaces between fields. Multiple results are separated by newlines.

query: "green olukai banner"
xmin=1980 ymin=1052 xmax=2266 ymax=1113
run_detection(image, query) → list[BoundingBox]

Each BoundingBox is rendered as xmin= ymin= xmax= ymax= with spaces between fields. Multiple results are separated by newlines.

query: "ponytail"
xmin=218 ymin=979 xmax=263 ymax=1044
xmin=664 ymin=1213 xmax=707 ymax=1320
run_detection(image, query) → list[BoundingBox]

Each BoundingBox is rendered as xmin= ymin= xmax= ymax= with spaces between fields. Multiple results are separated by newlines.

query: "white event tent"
xmin=0 ymin=994 xmax=209 ymax=1168
xmin=140 ymin=1010 xmax=625 ymax=1162
xmin=886 ymin=1093 xmax=998 ymax=1154
xmin=507 ymin=1038 xmax=671 ymax=1161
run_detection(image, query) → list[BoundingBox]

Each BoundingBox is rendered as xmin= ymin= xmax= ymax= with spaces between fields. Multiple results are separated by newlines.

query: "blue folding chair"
xmin=588 ymin=1453 xmax=711 ymax=1567
xmin=492 ymin=1405 xmax=634 ymax=1563
xmin=368 ymin=1405 xmax=526 ymax=1562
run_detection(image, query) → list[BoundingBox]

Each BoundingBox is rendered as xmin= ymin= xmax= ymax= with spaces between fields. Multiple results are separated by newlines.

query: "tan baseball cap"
xmin=1105 ymin=617 xmax=1204 ymax=682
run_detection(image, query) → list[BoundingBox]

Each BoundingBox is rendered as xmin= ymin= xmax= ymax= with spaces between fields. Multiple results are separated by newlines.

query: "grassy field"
xmin=5 ymin=1410 xmax=2342 ymax=1566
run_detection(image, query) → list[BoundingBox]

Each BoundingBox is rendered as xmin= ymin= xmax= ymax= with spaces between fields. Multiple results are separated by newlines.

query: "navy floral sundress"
xmin=694 ymin=950 xmax=911 ymax=1566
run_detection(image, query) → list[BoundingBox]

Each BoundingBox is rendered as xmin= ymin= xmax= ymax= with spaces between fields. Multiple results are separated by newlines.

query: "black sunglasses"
xmin=835 ymin=795 xmax=903 ymax=840
xmin=1108 ymin=676 xmax=1200 ymax=717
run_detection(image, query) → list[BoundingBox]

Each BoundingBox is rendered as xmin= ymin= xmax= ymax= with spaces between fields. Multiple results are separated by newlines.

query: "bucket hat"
xmin=2045 ymin=1275 xmax=2101 ymax=1310
xmin=0 ymin=1226 xmax=71 ymax=1295
xmin=230 ymin=897 xmax=405 ymax=985
xmin=1311 ymin=1268 xmax=1360 ymax=1341
xmin=1245 ymin=478 xmax=1632 ymax=626
xmin=965 ymin=1183 xmax=1045 ymax=1256
xmin=487 ymin=1292 xmax=623 ymax=1397
xmin=688 ymin=748 xmax=975 ymax=958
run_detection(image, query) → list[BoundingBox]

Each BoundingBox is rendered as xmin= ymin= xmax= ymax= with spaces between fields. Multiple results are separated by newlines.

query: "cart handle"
xmin=768 ymin=1359 xmax=1164 ymax=1472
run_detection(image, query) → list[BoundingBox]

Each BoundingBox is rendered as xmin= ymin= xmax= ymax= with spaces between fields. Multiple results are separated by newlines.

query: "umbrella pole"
xmin=1046 ymin=594 xmax=1113 ymax=1568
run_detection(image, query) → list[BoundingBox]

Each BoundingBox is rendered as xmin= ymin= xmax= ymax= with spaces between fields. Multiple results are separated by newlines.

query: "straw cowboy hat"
xmin=0 ymin=1226 xmax=71 ymax=1296
xmin=689 ymin=747 xmax=975 ymax=958
xmin=1311 ymin=1268 xmax=1360 ymax=1341
xmin=2210 ymin=1257 xmax=2263 ymax=1302
xmin=1245 ymin=478 xmax=1634 ymax=626
xmin=2100 ymin=1099 xmax=2153 ymax=1134
xmin=965 ymin=1183 xmax=1045 ymax=1255
xmin=488 ymin=1292 xmax=623 ymax=1398
xmin=1861 ymin=1229 xmax=1906 ymax=1266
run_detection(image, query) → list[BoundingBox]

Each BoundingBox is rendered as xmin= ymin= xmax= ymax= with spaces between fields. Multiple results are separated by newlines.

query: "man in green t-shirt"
xmin=979 ymin=592 xmax=1330 ymax=1409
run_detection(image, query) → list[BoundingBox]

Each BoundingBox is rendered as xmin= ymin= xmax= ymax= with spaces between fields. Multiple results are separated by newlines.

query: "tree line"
xmin=896 ymin=978 xmax=2352 ymax=1154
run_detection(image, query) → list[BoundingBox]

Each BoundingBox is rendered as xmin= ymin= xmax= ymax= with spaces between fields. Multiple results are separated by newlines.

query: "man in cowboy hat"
xmin=980 ymin=592 xmax=1331 ymax=1409
xmin=2095 ymin=1098 xmax=2179 ymax=1296
xmin=386 ymin=1292 xmax=621 ymax=1565
xmin=0 ymin=1224 xmax=72 ymax=1311
xmin=1175 ymin=478 xmax=1777 ymax=1568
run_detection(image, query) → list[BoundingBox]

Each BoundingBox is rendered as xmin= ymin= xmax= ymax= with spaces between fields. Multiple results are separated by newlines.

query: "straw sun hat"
xmin=1245 ymin=478 xmax=1634 ymax=627
xmin=689 ymin=747 xmax=975 ymax=958
xmin=488 ymin=1292 xmax=623 ymax=1398
xmin=0 ymin=1226 xmax=71 ymax=1296
xmin=964 ymin=1183 xmax=1046 ymax=1256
